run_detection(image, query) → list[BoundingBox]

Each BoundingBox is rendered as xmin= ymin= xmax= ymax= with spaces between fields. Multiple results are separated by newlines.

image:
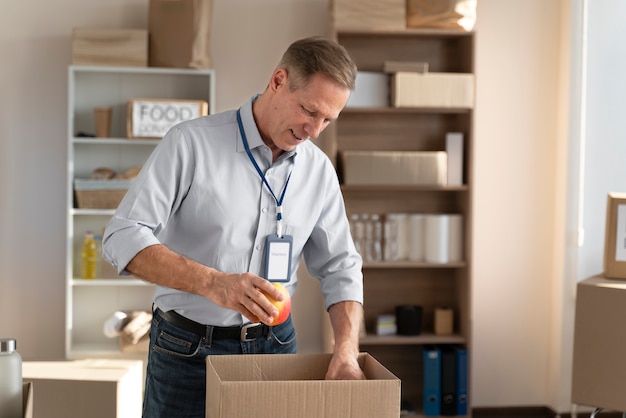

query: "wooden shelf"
xmin=328 ymin=27 xmax=474 ymax=416
xmin=361 ymin=333 xmax=466 ymax=346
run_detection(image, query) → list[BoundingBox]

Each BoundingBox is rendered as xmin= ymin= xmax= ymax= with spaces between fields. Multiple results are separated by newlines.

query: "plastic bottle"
xmin=0 ymin=338 xmax=22 ymax=418
xmin=81 ymin=231 xmax=98 ymax=279
xmin=369 ymin=214 xmax=383 ymax=262
xmin=349 ymin=214 xmax=363 ymax=256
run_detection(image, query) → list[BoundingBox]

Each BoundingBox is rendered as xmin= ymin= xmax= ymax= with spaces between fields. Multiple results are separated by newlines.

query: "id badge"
xmin=264 ymin=234 xmax=293 ymax=282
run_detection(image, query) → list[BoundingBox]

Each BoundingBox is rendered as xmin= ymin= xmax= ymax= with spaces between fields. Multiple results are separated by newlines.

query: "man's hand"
xmin=204 ymin=271 xmax=283 ymax=325
xmin=326 ymin=351 xmax=366 ymax=380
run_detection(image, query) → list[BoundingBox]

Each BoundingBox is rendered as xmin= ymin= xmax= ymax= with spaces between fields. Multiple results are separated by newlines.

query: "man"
xmin=103 ymin=36 xmax=364 ymax=418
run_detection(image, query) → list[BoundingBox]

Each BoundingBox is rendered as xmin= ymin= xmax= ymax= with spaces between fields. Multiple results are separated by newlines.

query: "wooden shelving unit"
xmin=323 ymin=28 xmax=475 ymax=416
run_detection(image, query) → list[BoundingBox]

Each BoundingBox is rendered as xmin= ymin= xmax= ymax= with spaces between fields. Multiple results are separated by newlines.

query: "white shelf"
xmin=72 ymin=278 xmax=154 ymax=287
xmin=72 ymin=137 xmax=161 ymax=145
xmin=66 ymin=65 xmax=215 ymax=360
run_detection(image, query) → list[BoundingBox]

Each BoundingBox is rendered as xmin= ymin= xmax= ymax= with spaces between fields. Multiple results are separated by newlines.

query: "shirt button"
xmin=256 ymin=245 xmax=262 ymax=251
xmin=262 ymin=207 xmax=268 ymax=213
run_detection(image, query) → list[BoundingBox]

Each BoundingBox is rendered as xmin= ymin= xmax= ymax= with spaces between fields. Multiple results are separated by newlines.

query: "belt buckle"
xmin=240 ymin=323 xmax=263 ymax=342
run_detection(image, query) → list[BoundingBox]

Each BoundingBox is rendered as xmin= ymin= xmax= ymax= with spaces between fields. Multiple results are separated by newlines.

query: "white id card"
xmin=264 ymin=234 xmax=293 ymax=282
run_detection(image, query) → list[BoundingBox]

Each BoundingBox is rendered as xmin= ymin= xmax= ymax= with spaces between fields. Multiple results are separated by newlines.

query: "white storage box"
xmin=346 ymin=72 xmax=389 ymax=108
xmin=342 ymin=151 xmax=447 ymax=186
xmin=392 ymin=72 xmax=475 ymax=108
xmin=22 ymin=359 xmax=143 ymax=418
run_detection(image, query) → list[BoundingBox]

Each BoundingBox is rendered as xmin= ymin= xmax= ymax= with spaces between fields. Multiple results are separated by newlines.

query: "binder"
xmin=423 ymin=345 xmax=441 ymax=416
xmin=441 ymin=346 xmax=457 ymax=415
xmin=455 ymin=345 xmax=468 ymax=415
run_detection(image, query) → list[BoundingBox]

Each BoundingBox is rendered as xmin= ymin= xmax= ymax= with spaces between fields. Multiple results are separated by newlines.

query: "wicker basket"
xmin=74 ymin=179 xmax=131 ymax=209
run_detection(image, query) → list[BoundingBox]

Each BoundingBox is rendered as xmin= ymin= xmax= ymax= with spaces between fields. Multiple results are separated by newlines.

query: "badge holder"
xmin=264 ymin=234 xmax=292 ymax=282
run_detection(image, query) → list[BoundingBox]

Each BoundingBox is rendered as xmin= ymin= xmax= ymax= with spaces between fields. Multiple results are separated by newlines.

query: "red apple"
xmin=263 ymin=282 xmax=291 ymax=326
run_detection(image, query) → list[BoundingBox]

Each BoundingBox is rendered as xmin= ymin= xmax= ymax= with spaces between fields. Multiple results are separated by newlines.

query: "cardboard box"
xmin=23 ymin=382 xmax=33 ymax=418
xmin=331 ymin=0 xmax=405 ymax=30
xmin=72 ymin=28 xmax=148 ymax=67
xmin=22 ymin=359 xmax=143 ymax=418
xmin=206 ymin=353 xmax=400 ymax=418
xmin=392 ymin=72 xmax=475 ymax=108
xmin=572 ymin=275 xmax=626 ymax=411
xmin=342 ymin=151 xmax=447 ymax=186
xmin=603 ymin=192 xmax=626 ymax=279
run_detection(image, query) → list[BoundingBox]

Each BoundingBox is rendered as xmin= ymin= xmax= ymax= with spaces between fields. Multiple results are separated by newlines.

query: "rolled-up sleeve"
xmin=102 ymin=126 xmax=192 ymax=274
xmin=302 ymin=164 xmax=363 ymax=310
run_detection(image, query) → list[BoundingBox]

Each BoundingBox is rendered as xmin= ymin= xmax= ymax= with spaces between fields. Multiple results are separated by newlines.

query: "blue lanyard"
xmin=236 ymin=109 xmax=292 ymax=237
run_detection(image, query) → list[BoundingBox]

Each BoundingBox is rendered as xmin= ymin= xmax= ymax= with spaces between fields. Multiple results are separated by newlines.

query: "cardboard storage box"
xmin=206 ymin=353 xmax=400 ymax=418
xmin=22 ymin=359 xmax=143 ymax=418
xmin=331 ymin=0 xmax=405 ymax=30
xmin=72 ymin=28 xmax=148 ymax=67
xmin=392 ymin=72 xmax=475 ymax=108
xmin=342 ymin=151 xmax=447 ymax=186
xmin=572 ymin=275 xmax=626 ymax=411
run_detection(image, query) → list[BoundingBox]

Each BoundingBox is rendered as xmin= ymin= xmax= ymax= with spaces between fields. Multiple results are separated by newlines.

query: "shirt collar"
xmin=236 ymin=95 xmax=298 ymax=161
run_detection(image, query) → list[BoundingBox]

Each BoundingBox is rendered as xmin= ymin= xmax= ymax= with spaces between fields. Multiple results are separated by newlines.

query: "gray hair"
xmin=276 ymin=36 xmax=357 ymax=92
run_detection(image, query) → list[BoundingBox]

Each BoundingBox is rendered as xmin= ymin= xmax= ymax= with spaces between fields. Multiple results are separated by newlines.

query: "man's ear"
xmin=270 ymin=68 xmax=288 ymax=92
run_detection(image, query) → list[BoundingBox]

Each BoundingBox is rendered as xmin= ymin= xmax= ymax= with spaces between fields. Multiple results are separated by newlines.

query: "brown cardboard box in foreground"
xmin=22 ymin=359 xmax=143 ymax=418
xmin=206 ymin=353 xmax=400 ymax=418
xmin=572 ymin=275 xmax=626 ymax=411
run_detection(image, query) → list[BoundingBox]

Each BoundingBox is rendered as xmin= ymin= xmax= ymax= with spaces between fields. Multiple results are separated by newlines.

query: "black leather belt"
xmin=155 ymin=307 xmax=271 ymax=342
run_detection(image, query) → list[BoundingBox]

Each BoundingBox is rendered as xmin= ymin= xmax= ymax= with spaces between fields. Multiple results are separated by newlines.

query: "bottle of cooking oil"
xmin=81 ymin=231 xmax=97 ymax=279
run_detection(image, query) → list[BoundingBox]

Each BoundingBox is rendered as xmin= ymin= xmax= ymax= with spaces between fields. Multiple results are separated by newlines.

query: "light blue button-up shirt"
xmin=102 ymin=96 xmax=363 ymax=326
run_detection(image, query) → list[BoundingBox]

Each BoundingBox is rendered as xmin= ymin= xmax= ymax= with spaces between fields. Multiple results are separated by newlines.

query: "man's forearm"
xmin=126 ymin=244 xmax=217 ymax=295
xmin=325 ymin=301 xmax=365 ymax=380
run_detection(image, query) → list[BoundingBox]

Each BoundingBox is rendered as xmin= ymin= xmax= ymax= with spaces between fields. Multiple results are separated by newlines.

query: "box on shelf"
xmin=22 ymin=359 xmax=143 ymax=418
xmin=74 ymin=179 xmax=131 ymax=209
xmin=206 ymin=353 xmax=400 ymax=418
xmin=346 ymin=72 xmax=389 ymax=108
xmin=392 ymin=72 xmax=475 ymax=108
xmin=72 ymin=28 xmax=148 ymax=67
xmin=341 ymin=151 xmax=447 ymax=186
xmin=331 ymin=0 xmax=405 ymax=30
xmin=376 ymin=314 xmax=397 ymax=336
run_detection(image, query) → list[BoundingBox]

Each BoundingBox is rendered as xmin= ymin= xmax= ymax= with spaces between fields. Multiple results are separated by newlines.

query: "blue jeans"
xmin=142 ymin=308 xmax=297 ymax=418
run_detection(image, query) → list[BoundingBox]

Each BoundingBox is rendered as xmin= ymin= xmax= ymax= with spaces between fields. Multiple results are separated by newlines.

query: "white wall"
xmin=0 ymin=0 xmax=591 ymax=411
xmin=472 ymin=0 xmax=566 ymax=407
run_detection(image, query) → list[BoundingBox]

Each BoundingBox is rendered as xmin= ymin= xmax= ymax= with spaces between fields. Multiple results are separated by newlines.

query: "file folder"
xmin=423 ymin=345 xmax=441 ymax=416
xmin=455 ymin=345 xmax=468 ymax=415
xmin=441 ymin=346 xmax=457 ymax=415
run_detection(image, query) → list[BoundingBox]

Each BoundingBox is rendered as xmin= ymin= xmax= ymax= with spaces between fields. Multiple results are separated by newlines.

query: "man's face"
xmin=266 ymin=71 xmax=351 ymax=154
